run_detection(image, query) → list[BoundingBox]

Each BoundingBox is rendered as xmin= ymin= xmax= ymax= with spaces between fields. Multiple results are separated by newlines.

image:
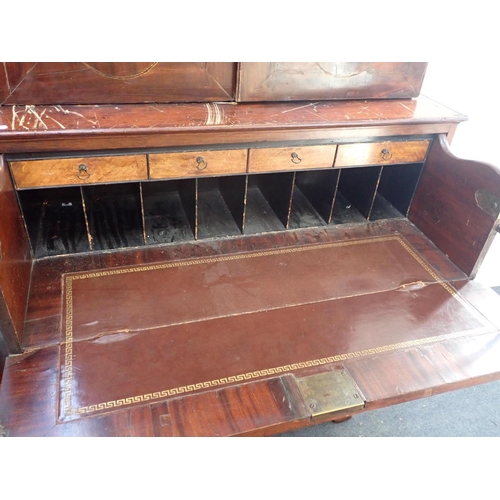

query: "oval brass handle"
xmin=381 ymin=148 xmax=392 ymax=161
xmin=77 ymin=164 xmax=90 ymax=180
xmin=196 ymin=156 xmax=208 ymax=170
xmin=291 ymin=152 xmax=302 ymax=164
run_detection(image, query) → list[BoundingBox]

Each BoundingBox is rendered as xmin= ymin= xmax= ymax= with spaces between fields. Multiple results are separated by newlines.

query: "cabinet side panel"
xmin=0 ymin=155 xmax=32 ymax=351
xmin=409 ymin=135 xmax=500 ymax=277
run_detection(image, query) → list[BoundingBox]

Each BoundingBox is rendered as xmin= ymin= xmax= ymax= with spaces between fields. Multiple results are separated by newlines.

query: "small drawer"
xmin=248 ymin=145 xmax=337 ymax=173
xmin=10 ymin=155 xmax=147 ymax=189
xmin=335 ymin=140 xmax=430 ymax=168
xmin=149 ymin=149 xmax=248 ymax=179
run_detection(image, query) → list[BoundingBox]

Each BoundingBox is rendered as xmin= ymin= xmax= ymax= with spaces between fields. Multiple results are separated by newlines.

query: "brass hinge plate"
xmin=297 ymin=370 xmax=365 ymax=421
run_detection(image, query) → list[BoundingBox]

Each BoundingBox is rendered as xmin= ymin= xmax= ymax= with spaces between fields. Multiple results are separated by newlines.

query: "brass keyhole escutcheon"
xmin=291 ymin=152 xmax=302 ymax=164
xmin=381 ymin=148 xmax=392 ymax=161
xmin=77 ymin=164 xmax=90 ymax=180
xmin=196 ymin=156 xmax=208 ymax=170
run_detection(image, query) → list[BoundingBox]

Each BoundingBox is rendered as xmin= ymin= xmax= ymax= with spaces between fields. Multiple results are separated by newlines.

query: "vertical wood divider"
xmin=285 ymin=172 xmax=297 ymax=230
xmin=241 ymin=174 xmax=249 ymax=234
xmin=328 ymin=144 xmax=341 ymax=224
xmin=80 ymin=186 xmax=93 ymax=251
xmin=194 ymin=178 xmax=199 ymax=240
xmin=139 ymin=182 xmax=147 ymax=245
xmin=367 ymin=167 xmax=384 ymax=221
xmin=327 ymin=168 xmax=341 ymax=224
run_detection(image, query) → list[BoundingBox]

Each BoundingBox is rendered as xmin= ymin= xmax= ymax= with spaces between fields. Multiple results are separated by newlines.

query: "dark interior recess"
xmin=337 ymin=166 xmax=382 ymax=220
xmin=142 ymin=180 xmax=196 ymax=244
xmin=244 ymin=172 xmax=294 ymax=234
xmin=18 ymin=187 xmax=90 ymax=258
xmin=376 ymin=163 xmax=424 ymax=217
xmin=196 ymin=176 xmax=245 ymax=240
xmin=83 ymin=183 xmax=144 ymax=251
xmin=290 ymin=169 xmax=340 ymax=229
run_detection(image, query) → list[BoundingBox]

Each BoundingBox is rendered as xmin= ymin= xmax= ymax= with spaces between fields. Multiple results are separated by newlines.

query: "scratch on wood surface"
xmin=205 ymin=103 xmax=224 ymax=126
xmin=281 ymin=102 xmax=320 ymax=114
xmin=398 ymin=101 xmax=414 ymax=113
xmin=11 ymin=104 xmax=50 ymax=130
xmin=30 ymin=106 xmax=48 ymax=129
xmin=54 ymin=105 xmax=85 ymax=117
xmin=46 ymin=115 xmax=66 ymax=129
xmin=148 ymin=104 xmax=165 ymax=113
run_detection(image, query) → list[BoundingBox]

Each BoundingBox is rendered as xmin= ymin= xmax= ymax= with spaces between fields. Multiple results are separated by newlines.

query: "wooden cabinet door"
xmin=1 ymin=62 xmax=237 ymax=104
xmin=237 ymin=62 xmax=427 ymax=102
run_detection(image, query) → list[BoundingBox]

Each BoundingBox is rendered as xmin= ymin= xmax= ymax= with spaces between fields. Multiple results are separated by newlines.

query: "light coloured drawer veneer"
xmin=10 ymin=155 xmax=148 ymax=188
xmin=248 ymin=145 xmax=337 ymax=173
xmin=149 ymin=149 xmax=248 ymax=179
xmin=335 ymin=140 xmax=430 ymax=168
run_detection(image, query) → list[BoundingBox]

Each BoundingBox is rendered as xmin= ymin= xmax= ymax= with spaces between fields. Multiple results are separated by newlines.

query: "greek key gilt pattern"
xmin=61 ymin=235 xmax=473 ymax=417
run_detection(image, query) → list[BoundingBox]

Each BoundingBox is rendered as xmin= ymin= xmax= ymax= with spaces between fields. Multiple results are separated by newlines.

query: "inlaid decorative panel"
xmin=237 ymin=62 xmax=428 ymax=101
xmin=1 ymin=62 xmax=237 ymax=104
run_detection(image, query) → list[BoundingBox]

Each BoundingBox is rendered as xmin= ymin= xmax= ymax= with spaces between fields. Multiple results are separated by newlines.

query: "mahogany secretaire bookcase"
xmin=1 ymin=62 xmax=500 ymax=437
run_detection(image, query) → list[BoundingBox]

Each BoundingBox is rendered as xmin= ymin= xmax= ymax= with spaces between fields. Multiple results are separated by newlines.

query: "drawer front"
xmin=149 ymin=149 xmax=248 ymax=179
xmin=10 ymin=155 xmax=148 ymax=189
xmin=248 ymin=145 xmax=337 ymax=172
xmin=335 ymin=140 xmax=431 ymax=168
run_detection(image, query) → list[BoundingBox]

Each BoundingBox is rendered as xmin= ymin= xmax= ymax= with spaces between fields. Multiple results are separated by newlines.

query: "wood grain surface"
xmin=0 ymin=96 xmax=465 ymax=153
xmin=335 ymin=140 xmax=430 ymax=167
xmin=10 ymin=155 xmax=148 ymax=188
xmin=149 ymin=149 xmax=248 ymax=179
xmin=1 ymin=62 xmax=236 ymax=105
xmin=237 ymin=63 xmax=428 ymax=101
xmin=4 ymin=221 xmax=499 ymax=437
xmin=248 ymin=145 xmax=337 ymax=172
xmin=0 ymin=155 xmax=31 ymax=352
xmin=410 ymin=134 xmax=500 ymax=277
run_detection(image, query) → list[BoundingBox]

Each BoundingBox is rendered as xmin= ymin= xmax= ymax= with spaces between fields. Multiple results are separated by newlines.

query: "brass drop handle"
xmin=291 ymin=152 xmax=302 ymax=164
xmin=381 ymin=148 xmax=392 ymax=161
xmin=196 ymin=156 xmax=208 ymax=170
xmin=77 ymin=164 xmax=90 ymax=180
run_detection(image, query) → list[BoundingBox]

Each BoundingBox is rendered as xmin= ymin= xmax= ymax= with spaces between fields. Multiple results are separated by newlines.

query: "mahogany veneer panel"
xmin=0 ymin=347 xmax=59 ymax=436
xmin=347 ymin=331 xmax=500 ymax=411
xmin=0 ymin=156 xmax=31 ymax=352
xmin=0 ymin=96 xmax=466 ymax=153
xmin=1 ymin=62 xmax=236 ymax=105
xmin=150 ymin=375 xmax=310 ymax=437
xmin=0 ymin=63 xmax=36 ymax=103
xmin=237 ymin=63 xmax=428 ymax=102
xmin=410 ymin=135 xmax=500 ymax=277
